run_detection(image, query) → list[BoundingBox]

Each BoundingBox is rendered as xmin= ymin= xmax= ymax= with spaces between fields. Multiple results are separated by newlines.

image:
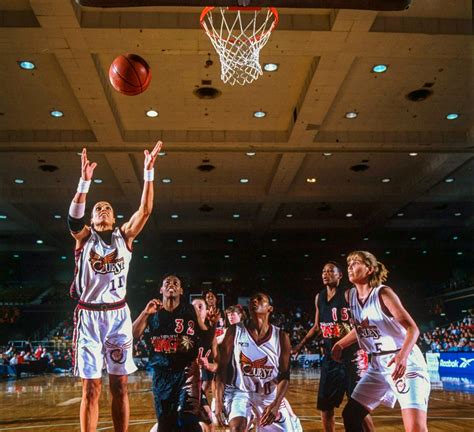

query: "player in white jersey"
xmin=215 ymin=292 xmax=300 ymax=432
xmin=68 ymin=141 xmax=162 ymax=432
xmin=332 ymin=251 xmax=430 ymax=432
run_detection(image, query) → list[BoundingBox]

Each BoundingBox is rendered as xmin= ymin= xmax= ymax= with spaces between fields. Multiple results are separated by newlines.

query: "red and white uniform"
xmin=225 ymin=323 xmax=300 ymax=431
xmin=72 ymin=228 xmax=137 ymax=379
xmin=349 ymin=286 xmax=430 ymax=411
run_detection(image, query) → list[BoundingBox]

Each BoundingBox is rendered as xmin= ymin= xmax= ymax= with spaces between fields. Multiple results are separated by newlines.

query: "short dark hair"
xmin=324 ymin=261 xmax=344 ymax=274
xmin=250 ymin=292 xmax=274 ymax=306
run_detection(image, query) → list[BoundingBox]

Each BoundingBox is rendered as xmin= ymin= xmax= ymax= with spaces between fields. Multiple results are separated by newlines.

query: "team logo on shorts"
xmin=105 ymin=339 xmax=132 ymax=364
xmin=395 ymin=377 xmax=410 ymax=394
xmin=354 ymin=318 xmax=381 ymax=339
xmin=89 ymin=249 xmax=125 ymax=275
xmin=240 ymin=352 xmax=274 ymax=379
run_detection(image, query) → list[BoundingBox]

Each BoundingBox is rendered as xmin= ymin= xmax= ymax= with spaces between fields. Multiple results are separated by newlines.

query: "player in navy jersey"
xmin=332 ymin=251 xmax=430 ymax=432
xmin=68 ymin=142 xmax=162 ymax=432
xmin=133 ymin=275 xmax=208 ymax=432
xmin=292 ymin=262 xmax=374 ymax=432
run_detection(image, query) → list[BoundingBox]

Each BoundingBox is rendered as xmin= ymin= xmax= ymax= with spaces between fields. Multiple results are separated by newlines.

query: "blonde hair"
xmin=347 ymin=250 xmax=389 ymax=288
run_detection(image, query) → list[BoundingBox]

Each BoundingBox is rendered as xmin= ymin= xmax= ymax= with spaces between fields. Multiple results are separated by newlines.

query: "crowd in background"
xmin=422 ymin=314 xmax=473 ymax=353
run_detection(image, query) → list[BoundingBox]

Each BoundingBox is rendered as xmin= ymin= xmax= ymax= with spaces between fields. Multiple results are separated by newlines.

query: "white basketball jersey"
xmin=350 ymin=286 xmax=406 ymax=354
xmin=71 ymin=228 xmax=132 ymax=303
xmin=230 ymin=323 xmax=281 ymax=397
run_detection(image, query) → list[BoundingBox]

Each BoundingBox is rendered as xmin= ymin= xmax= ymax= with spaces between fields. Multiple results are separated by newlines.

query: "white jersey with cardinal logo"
xmin=71 ymin=227 xmax=132 ymax=303
xmin=230 ymin=322 xmax=281 ymax=397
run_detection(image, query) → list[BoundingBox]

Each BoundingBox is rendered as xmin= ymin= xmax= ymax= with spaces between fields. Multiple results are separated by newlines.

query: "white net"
xmin=201 ymin=7 xmax=279 ymax=86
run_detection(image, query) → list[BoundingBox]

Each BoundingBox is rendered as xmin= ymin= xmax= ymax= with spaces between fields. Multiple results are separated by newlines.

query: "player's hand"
xmin=331 ymin=342 xmax=343 ymax=363
xmin=198 ymin=350 xmax=211 ymax=370
xmin=291 ymin=343 xmax=303 ymax=359
xmin=144 ymin=299 xmax=162 ymax=315
xmin=214 ymin=400 xmax=226 ymax=426
xmin=388 ymin=352 xmax=408 ymax=380
xmin=144 ymin=140 xmax=163 ymax=170
xmin=81 ymin=148 xmax=97 ymax=181
xmin=260 ymin=401 xmax=280 ymax=426
xmin=207 ymin=308 xmax=221 ymax=327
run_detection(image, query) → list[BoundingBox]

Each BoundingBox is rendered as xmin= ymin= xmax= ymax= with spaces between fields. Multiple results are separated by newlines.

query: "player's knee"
xmin=342 ymin=398 xmax=368 ymax=432
xmin=82 ymin=380 xmax=101 ymax=402
xmin=229 ymin=417 xmax=247 ymax=432
xmin=320 ymin=409 xmax=334 ymax=422
xmin=110 ymin=379 xmax=128 ymax=399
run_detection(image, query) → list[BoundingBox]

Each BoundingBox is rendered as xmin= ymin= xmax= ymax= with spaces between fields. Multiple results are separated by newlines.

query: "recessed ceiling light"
xmin=54 ymin=214 xmax=61 ymax=219
xmin=372 ymin=64 xmax=388 ymax=73
xmin=440 ymin=312 xmax=446 ymax=316
xmin=61 ymin=256 xmax=67 ymax=260
xmin=263 ymin=63 xmax=279 ymax=72
xmin=36 ymin=239 xmax=43 ymax=244
xmin=285 ymin=214 xmax=293 ymax=218
xmin=93 ymin=179 xmax=103 ymax=184
xmin=320 ymin=237 xmax=326 ymax=242
xmin=177 ymin=239 xmax=183 ymax=243
xmin=456 ymin=251 xmax=463 ymax=256
xmin=227 ymin=238 xmax=234 ymax=243
xmin=162 ymin=178 xmax=172 ymax=184
xmin=306 ymin=178 xmax=317 ymax=183
xmin=117 ymin=214 xmax=124 ymax=219
xmin=181 ymin=255 xmax=187 ymax=259
xmin=0 ymin=215 xmax=7 ymax=220
xmin=397 ymin=212 xmax=404 ymax=217
xmin=410 ymin=236 xmax=416 ymax=240
xmin=13 ymin=254 xmax=20 ymax=258
xmin=304 ymin=254 xmax=309 ymax=258
xmin=158 ymin=151 xmax=166 ymax=157
xmin=381 ymin=178 xmax=391 ymax=183
xmin=323 ymin=152 xmax=332 ymax=157
xmin=452 ymin=235 xmax=458 ymax=240
xmin=446 ymin=113 xmax=459 ymax=120
xmin=271 ymin=238 xmax=277 ymax=242
xmin=345 ymin=111 xmax=358 ymax=119
xmin=240 ymin=178 xmax=249 ymax=184
xmin=233 ymin=213 xmax=240 ymax=218
xmin=261 ymin=254 xmax=267 ymax=258
xmin=409 ymin=152 xmax=418 ymax=157
xmin=18 ymin=60 xmax=36 ymax=70
xmin=340 ymin=253 xmax=346 ymax=257
xmin=224 ymin=254 xmax=230 ymax=258
xmin=444 ymin=178 xmax=454 ymax=183
xmin=146 ymin=109 xmax=159 ymax=118
xmin=171 ymin=214 xmax=179 ymax=219
xmin=253 ymin=111 xmax=266 ymax=118
xmin=14 ymin=178 xmax=24 ymax=184
xmin=363 ymin=237 xmax=369 ymax=241
xmin=422 ymin=250 xmax=428 ymax=254
xmin=345 ymin=213 xmax=353 ymax=218
xmin=385 ymin=250 xmax=391 ymax=255
xmin=50 ymin=110 xmax=64 ymax=118
xmin=454 ymin=212 xmax=462 ymax=217
xmin=133 ymin=239 xmax=139 ymax=243
xmin=143 ymin=255 xmax=149 ymax=259
xmin=246 ymin=152 xmax=256 ymax=157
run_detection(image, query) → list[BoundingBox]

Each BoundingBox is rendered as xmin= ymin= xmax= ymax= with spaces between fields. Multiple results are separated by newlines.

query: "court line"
xmin=298 ymin=415 xmax=474 ymax=421
xmin=56 ymin=397 xmax=82 ymax=406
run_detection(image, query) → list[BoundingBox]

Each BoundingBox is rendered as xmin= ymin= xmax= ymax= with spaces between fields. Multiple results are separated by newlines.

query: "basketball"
xmin=108 ymin=54 xmax=151 ymax=96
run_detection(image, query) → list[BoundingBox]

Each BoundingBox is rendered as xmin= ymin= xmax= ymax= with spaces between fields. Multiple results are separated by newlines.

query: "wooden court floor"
xmin=0 ymin=370 xmax=472 ymax=431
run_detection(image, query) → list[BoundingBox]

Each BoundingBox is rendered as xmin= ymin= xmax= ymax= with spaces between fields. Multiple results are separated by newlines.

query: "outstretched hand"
xmin=81 ymin=148 xmax=97 ymax=181
xmin=144 ymin=140 xmax=163 ymax=170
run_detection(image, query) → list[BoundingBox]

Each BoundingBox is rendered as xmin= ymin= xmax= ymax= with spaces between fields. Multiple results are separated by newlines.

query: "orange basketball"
xmin=108 ymin=54 xmax=151 ymax=96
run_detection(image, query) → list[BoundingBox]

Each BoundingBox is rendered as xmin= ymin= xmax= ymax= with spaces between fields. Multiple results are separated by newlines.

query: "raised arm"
xmin=292 ymin=293 xmax=321 ymax=357
xmin=121 ymin=141 xmax=162 ymax=247
xmin=68 ymin=148 xmax=97 ymax=248
xmin=260 ymin=330 xmax=291 ymax=427
xmin=132 ymin=299 xmax=161 ymax=339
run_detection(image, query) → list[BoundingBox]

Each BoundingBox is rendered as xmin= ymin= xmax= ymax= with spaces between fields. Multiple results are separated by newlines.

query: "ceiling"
xmin=0 ymin=0 xmax=472 ymax=285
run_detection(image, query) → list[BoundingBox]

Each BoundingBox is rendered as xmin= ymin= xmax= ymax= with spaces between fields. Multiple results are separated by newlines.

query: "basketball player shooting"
xmin=68 ymin=141 xmax=162 ymax=432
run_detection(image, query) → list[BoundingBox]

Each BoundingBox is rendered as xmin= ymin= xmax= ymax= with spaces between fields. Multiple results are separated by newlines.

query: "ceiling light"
xmin=454 ymin=212 xmax=461 ymax=217
xmin=0 ymin=215 xmax=7 ymax=220
xmin=444 ymin=178 xmax=454 ymax=183
xmin=345 ymin=111 xmax=358 ymax=119
xmin=409 ymin=152 xmax=418 ymax=157
xmin=177 ymin=239 xmax=183 ymax=243
xmin=253 ymin=111 xmax=266 ymax=118
xmin=323 ymin=152 xmax=332 ymax=157
xmin=224 ymin=254 xmax=230 ymax=258
xmin=263 ymin=63 xmax=278 ymax=72
xmin=13 ymin=254 xmax=20 ymax=258
xmin=36 ymin=240 xmax=43 ymax=244
xmin=61 ymin=256 xmax=67 ymax=260
xmin=240 ymin=178 xmax=249 ymax=184
xmin=158 ymin=151 xmax=166 ymax=157
xmin=246 ymin=152 xmax=256 ymax=157
xmin=227 ymin=238 xmax=234 ymax=243
xmin=271 ymin=238 xmax=277 ymax=242
xmin=14 ymin=178 xmax=24 ymax=184
xmin=345 ymin=213 xmax=353 ymax=218
xmin=306 ymin=178 xmax=317 ymax=183
xmin=171 ymin=214 xmax=179 ymax=219
xmin=397 ymin=212 xmax=404 ymax=217
xmin=446 ymin=113 xmax=459 ymax=120
xmin=385 ymin=251 xmax=391 ymax=255
xmin=456 ymin=251 xmax=463 ymax=256
xmin=146 ymin=109 xmax=159 ymax=118
xmin=18 ymin=60 xmax=36 ymax=70
xmin=340 ymin=253 xmax=346 ymax=257
xmin=54 ymin=214 xmax=61 ymax=219
xmin=162 ymin=178 xmax=172 ymax=184
xmin=143 ymin=255 xmax=149 ymax=259
xmin=363 ymin=237 xmax=369 ymax=241
xmin=304 ymin=254 xmax=309 ymax=258
xmin=93 ymin=179 xmax=103 ymax=184
xmin=422 ymin=250 xmax=428 ymax=254
xmin=285 ymin=214 xmax=293 ymax=218
xmin=411 ymin=236 xmax=416 ymax=240
xmin=372 ymin=64 xmax=388 ymax=73
xmin=117 ymin=214 xmax=124 ymax=219
xmin=452 ymin=236 xmax=458 ymax=240
xmin=381 ymin=178 xmax=391 ymax=183
xmin=261 ymin=254 xmax=267 ymax=258
xmin=181 ymin=255 xmax=187 ymax=259
xmin=233 ymin=213 xmax=240 ymax=218
xmin=320 ymin=237 xmax=326 ymax=242
xmin=133 ymin=239 xmax=139 ymax=243
xmin=440 ymin=312 xmax=446 ymax=316
xmin=50 ymin=110 xmax=64 ymax=118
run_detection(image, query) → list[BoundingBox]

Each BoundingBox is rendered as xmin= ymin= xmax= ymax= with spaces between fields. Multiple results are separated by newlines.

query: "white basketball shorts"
xmin=73 ymin=304 xmax=137 ymax=379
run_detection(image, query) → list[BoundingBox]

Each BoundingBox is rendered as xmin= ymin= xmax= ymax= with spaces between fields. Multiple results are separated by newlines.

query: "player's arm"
xmin=331 ymin=328 xmax=358 ymax=362
xmin=292 ymin=293 xmax=321 ymax=355
xmin=121 ymin=141 xmax=162 ymax=247
xmin=215 ymin=324 xmax=236 ymax=426
xmin=68 ymin=148 xmax=95 ymax=249
xmin=260 ymin=330 xmax=291 ymax=427
xmin=132 ymin=299 xmax=161 ymax=339
xmin=199 ymin=334 xmax=219 ymax=373
xmin=380 ymin=286 xmax=420 ymax=380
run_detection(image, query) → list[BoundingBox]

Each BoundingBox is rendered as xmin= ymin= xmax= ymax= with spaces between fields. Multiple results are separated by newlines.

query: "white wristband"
xmin=77 ymin=178 xmax=91 ymax=194
xmin=69 ymin=201 xmax=85 ymax=219
xmin=144 ymin=168 xmax=154 ymax=182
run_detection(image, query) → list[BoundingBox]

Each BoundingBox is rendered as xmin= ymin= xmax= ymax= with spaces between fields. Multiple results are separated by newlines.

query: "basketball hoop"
xmin=200 ymin=7 xmax=279 ymax=86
